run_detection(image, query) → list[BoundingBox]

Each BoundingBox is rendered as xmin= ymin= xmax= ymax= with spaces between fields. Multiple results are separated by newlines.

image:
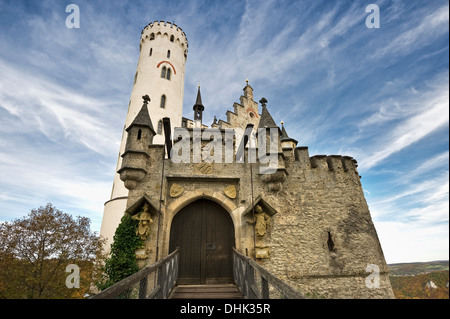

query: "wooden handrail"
xmin=232 ymin=248 xmax=305 ymax=299
xmin=91 ymin=248 xmax=179 ymax=299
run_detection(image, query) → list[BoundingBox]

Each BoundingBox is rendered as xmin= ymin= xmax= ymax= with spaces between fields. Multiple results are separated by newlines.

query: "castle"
xmin=99 ymin=21 xmax=394 ymax=298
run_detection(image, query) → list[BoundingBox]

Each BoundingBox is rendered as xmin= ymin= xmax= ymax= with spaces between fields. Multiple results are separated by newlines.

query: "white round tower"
xmin=100 ymin=21 xmax=188 ymax=250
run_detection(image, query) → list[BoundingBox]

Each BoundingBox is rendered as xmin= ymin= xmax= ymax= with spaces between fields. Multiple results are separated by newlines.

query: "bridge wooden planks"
xmin=168 ymin=284 xmax=244 ymax=299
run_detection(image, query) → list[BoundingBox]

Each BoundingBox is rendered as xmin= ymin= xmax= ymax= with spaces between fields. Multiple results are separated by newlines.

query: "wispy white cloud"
xmin=357 ymin=73 xmax=449 ymax=170
xmin=370 ymin=3 xmax=449 ymax=60
xmin=0 ymin=60 xmax=121 ymax=154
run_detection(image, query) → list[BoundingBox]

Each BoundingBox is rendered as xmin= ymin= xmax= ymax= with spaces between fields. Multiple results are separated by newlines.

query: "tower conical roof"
xmin=257 ymin=98 xmax=278 ymax=129
xmin=280 ymin=123 xmax=289 ymax=139
xmin=280 ymin=122 xmax=298 ymax=144
xmin=126 ymin=96 xmax=155 ymax=134
xmin=193 ymin=86 xmax=205 ymax=111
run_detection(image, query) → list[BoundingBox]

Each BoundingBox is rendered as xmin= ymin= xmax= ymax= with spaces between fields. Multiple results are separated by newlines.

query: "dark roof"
xmin=258 ymin=103 xmax=278 ymax=129
xmin=126 ymin=103 xmax=155 ymax=134
xmin=281 ymin=124 xmax=289 ymax=139
xmin=280 ymin=123 xmax=298 ymax=144
xmin=193 ymin=86 xmax=205 ymax=111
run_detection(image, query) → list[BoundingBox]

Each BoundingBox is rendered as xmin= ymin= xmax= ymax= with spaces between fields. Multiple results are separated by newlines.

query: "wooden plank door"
xmin=169 ymin=199 xmax=235 ymax=284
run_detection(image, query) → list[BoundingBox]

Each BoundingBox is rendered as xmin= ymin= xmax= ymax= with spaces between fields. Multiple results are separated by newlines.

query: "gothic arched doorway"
xmin=169 ymin=199 xmax=235 ymax=284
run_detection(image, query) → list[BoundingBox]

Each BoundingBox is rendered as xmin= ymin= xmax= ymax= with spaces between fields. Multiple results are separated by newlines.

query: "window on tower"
xmin=161 ymin=66 xmax=166 ymax=78
xmin=170 ymin=35 xmax=174 ymax=42
xmin=149 ymin=48 xmax=152 ymax=56
xmin=150 ymin=33 xmax=155 ymax=40
xmin=166 ymin=68 xmax=171 ymax=80
xmin=167 ymin=50 xmax=170 ymax=58
xmin=157 ymin=120 xmax=163 ymax=134
xmin=160 ymin=95 xmax=166 ymax=108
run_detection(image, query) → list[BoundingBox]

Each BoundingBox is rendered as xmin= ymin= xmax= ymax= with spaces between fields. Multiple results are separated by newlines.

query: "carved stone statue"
xmin=132 ymin=202 xmax=153 ymax=241
xmin=248 ymin=205 xmax=271 ymax=237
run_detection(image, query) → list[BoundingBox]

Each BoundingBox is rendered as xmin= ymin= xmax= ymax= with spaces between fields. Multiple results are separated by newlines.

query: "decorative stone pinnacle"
xmin=259 ymin=97 xmax=268 ymax=107
xmin=142 ymin=95 xmax=151 ymax=104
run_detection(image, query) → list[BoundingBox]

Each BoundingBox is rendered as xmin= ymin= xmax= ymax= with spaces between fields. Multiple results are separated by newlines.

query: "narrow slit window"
xmin=160 ymin=95 xmax=166 ymax=108
xmin=157 ymin=120 xmax=163 ymax=134
xmin=161 ymin=66 xmax=166 ymax=78
xmin=327 ymin=232 xmax=335 ymax=252
xmin=149 ymin=48 xmax=152 ymax=56
xmin=167 ymin=50 xmax=170 ymax=58
xmin=137 ymin=129 xmax=142 ymax=140
xmin=166 ymin=68 xmax=171 ymax=80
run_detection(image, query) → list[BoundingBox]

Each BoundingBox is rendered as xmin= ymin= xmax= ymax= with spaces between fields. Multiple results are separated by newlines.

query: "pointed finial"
xmin=246 ymin=79 xmax=249 ymax=85
xmin=142 ymin=95 xmax=151 ymax=104
xmin=259 ymin=97 xmax=267 ymax=107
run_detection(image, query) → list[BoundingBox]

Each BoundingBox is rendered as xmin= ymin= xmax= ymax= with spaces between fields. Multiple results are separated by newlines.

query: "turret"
xmin=280 ymin=121 xmax=298 ymax=150
xmin=257 ymin=98 xmax=287 ymax=192
xmin=118 ymin=95 xmax=155 ymax=190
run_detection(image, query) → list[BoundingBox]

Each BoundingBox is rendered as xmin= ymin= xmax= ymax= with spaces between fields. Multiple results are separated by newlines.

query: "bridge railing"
xmin=232 ymin=248 xmax=306 ymax=299
xmin=91 ymin=248 xmax=179 ymax=299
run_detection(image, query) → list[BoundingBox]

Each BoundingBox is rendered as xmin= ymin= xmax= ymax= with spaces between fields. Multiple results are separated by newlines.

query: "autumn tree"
xmin=0 ymin=203 xmax=106 ymax=299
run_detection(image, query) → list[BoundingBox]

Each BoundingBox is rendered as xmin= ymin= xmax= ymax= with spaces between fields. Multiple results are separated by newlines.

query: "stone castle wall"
xmin=122 ymin=127 xmax=394 ymax=298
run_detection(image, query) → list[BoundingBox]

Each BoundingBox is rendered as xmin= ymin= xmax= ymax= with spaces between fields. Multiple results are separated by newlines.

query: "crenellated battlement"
xmin=140 ymin=20 xmax=188 ymax=52
xmin=290 ymin=146 xmax=360 ymax=179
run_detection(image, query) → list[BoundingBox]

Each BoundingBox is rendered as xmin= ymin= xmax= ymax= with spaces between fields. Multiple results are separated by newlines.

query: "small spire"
xmin=193 ymin=85 xmax=205 ymax=122
xmin=127 ymin=101 xmax=155 ymax=135
xmin=257 ymin=98 xmax=277 ymax=129
xmin=280 ymin=122 xmax=288 ymax=139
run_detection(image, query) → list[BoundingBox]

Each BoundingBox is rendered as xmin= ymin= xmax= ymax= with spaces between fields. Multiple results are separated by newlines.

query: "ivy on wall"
xmin=96 ymin=213 xmax=142 ymax=290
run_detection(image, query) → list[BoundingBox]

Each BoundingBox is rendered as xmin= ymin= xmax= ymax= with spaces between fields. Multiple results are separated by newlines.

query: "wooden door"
xmin=169 ymin=199 xmax=235 ymax=284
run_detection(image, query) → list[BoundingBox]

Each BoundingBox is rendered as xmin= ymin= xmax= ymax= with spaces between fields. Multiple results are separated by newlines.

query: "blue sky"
xmin=0 ymin=0 xmax=448 ymax=264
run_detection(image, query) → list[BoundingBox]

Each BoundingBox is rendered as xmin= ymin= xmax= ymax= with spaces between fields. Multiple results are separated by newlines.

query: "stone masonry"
xmin=117 ymin=83 xmax=395 ymax=299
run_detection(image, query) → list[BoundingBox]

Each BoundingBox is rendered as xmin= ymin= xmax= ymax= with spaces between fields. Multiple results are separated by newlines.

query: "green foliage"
xmin=96 ymin=213 xmax=142 ymax=291
xmin=0 ymin=203 xmax=105 ymax=299
xmin=390 ymin=270 xmax=449 ymax=299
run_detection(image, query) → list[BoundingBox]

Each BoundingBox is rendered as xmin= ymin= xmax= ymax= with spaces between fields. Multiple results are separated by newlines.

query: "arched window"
xmin=150 ymin=33 xmax=155 ymax=40
xmin=157 ymin=120 xmax=163 ymax=134
xmin=170 ymin=35 xmax=174 ymax=42
xmin=160 ymin=95 xmax=166 ymax=108
xmin=166 ymin=68 xmax=171 ymax=80
xmin=167 ymin=50 xmax=170 ymax=58
xmin=161 ymin=66 xmax=166 ymax=78
xmin=149 ymin=48 xmax=152 ymax=56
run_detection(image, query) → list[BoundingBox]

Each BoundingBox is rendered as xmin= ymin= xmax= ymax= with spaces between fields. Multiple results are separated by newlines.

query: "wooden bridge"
xmin=91 ymin=248 xmax=305 ymax=299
